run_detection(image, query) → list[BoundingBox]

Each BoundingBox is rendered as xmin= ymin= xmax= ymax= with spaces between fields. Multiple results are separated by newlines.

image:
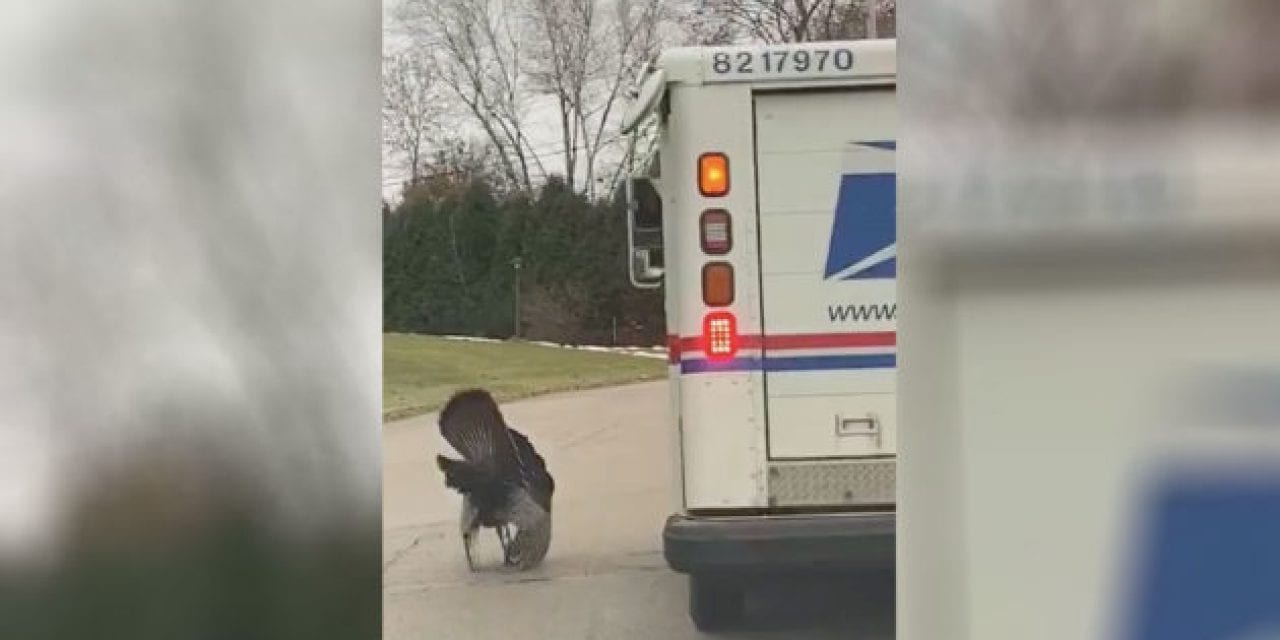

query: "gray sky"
xmin=381 ymin=0 xmax=653 ymax=203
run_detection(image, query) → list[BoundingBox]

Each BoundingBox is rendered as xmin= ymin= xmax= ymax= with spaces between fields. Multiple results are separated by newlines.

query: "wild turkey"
xmin=435 ymin=389 xmax=554 ymax=570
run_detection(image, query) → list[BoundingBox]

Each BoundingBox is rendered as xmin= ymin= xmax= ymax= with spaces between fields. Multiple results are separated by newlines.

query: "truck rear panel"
xmin=754 ymin=87 xmax=897 ymax=465
xmin=643 ymin=40 xmax=897 ymax=513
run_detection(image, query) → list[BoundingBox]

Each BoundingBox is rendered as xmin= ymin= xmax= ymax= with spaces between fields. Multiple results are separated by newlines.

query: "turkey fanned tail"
xmin=435 ymin=389 xmax=554 ymax=570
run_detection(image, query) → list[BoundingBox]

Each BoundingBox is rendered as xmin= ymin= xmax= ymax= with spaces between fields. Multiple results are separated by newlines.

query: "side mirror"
xmin=632 ymin=247 xmax=664 ymax=283
xmin=630 ymin=177 xmax=662 ymax=231
xmin=626 ymin=177 xmax=664 ymax=288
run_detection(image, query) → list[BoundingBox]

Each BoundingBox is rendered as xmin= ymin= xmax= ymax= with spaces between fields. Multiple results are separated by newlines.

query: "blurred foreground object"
xmin=0 ymin=0 xmax=380 ymax=637
xmin=899 ymin=1 xmax=1280 ymax=639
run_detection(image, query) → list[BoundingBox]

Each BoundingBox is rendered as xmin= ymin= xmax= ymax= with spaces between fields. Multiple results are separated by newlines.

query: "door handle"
xmin=835 ymin=413 xmax=882 ymax=447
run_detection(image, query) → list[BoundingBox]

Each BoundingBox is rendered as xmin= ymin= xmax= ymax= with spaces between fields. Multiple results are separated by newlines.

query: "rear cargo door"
xmin=753 ymin=86 xmax=897 ymax=460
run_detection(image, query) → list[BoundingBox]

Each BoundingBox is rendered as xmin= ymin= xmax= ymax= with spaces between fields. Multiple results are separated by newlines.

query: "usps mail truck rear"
xmin=622 ymin=39 xmax=897 ymax=630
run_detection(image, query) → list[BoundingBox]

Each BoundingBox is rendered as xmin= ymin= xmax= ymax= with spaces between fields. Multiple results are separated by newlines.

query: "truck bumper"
xmin=663 ymin=511 xmax=895 ymax=575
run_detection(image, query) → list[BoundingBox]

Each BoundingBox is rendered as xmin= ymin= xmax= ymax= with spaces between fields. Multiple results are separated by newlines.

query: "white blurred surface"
xmin=0 ymin=0 xmax=380 ymax=564
xmin=899 ymin=1 xmax=1280 ymax=639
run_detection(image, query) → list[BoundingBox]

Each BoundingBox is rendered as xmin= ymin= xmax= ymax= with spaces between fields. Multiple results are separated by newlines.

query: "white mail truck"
xmin=621 ymin=38 xmax=897 ymax=630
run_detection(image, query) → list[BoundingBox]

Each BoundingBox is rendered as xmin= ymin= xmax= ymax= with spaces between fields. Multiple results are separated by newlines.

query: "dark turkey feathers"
xmin=434 ymin=388 xmax=554 ymax=570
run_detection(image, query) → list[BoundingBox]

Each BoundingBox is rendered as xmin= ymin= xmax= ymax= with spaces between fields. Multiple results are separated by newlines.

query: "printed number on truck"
xmin=707 ymin=47 xmax=855 ymax=80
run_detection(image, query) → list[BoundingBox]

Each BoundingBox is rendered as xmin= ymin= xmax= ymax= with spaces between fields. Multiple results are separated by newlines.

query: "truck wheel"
xmin=689 ymin=574 xmax=744 ymax=632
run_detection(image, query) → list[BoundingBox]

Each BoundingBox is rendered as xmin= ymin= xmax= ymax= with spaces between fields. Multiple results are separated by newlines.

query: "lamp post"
xmin=512 ymin=256 xmax=522 ymax=338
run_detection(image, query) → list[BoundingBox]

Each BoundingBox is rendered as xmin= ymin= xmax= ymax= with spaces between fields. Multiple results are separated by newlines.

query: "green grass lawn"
xmin=383 ymin=333 xmax=668 ymax=422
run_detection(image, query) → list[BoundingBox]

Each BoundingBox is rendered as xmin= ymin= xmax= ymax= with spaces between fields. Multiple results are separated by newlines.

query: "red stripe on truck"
xmin=666 ymin=331 xmax=896 ymax=360
xmin=762 ymin=331 xmax=896 ymax=350
xmin=666 ymin=335 xmax=681 ymax=364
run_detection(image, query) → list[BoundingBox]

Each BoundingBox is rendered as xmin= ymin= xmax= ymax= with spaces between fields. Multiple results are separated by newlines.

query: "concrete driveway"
xmin=383 ymin=381 xmax=893 ymax=639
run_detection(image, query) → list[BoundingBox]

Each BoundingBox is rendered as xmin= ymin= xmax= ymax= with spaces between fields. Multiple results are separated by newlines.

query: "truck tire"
xmin=689 ymin=574 xmax=744 ymax=632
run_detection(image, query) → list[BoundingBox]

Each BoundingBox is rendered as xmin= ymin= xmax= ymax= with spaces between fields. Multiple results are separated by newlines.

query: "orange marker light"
xmin=702 ymin=261 xmax=735 ymax=307
xmin=698 ymin=152 xmax=729 ymax=197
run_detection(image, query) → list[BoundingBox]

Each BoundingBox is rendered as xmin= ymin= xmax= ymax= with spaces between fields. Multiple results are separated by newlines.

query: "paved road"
xmin=383 ymin=381 xmax=894 ymax=639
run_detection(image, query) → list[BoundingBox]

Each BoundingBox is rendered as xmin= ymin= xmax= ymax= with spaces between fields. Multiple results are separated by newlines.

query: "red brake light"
xmin=703 ymin=311 xmax=738 ymax=361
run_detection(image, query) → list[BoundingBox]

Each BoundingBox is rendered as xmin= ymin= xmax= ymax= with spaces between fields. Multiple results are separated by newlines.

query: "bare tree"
xmin=396 ymin=0 xmax=546 ymax=192
xmin=382 ymin=49 xmax=444 ymax=186
xmin=677 ymin=0 xmax=740 ymax=44
xmin=592 ymin=0 xmax=669 ymax=194
xmin=524 ymin=0 xmax=668 ymax=197
xmin=689 ymin=0 xmax=895 ymax=43
xmin=524 ymin=0 xmax=592 ymax=194
xmin=408 ymin=136 xmax=512 ymax=198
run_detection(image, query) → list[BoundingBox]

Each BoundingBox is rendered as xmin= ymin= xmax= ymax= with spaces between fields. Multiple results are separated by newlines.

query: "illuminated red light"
xmin=702 ymin=311 xmax=738 ymax=361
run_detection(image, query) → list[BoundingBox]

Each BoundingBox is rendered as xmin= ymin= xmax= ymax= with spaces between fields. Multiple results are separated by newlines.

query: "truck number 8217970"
xmin=711 ymin=47 xmax=855 ymax=75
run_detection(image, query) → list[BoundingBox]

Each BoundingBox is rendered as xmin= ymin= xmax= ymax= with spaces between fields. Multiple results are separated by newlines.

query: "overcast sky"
xmin=381 ymin=0 xmax=643 ymax=203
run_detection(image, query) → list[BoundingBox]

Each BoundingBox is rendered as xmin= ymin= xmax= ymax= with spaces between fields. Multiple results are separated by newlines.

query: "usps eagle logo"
xmin=823 ymin=140 xmax=896 ymax=280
